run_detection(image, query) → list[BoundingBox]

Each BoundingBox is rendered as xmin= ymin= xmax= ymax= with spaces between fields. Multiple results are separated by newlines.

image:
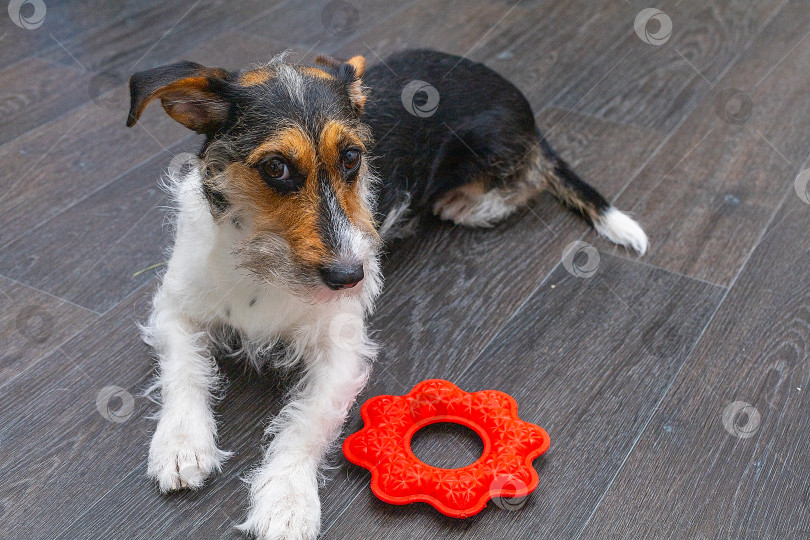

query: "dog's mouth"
xmin=313 ymin=279 xmax=365 ymax=303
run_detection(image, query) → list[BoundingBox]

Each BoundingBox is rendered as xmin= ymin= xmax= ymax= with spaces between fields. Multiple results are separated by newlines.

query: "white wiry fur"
xmin=594 ymin=206 xmax=649 ymax=254
xmin=142 ymin=166 xmax=381 ymax=540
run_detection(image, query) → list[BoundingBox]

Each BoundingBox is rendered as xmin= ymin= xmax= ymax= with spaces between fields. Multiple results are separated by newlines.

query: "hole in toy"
xmin=410 ymin=422 xmax=484 ymax=469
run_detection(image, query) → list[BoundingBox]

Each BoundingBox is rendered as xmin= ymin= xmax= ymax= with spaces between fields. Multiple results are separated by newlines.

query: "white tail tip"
xmin=594 ymin=207 xmax=649 ymax=255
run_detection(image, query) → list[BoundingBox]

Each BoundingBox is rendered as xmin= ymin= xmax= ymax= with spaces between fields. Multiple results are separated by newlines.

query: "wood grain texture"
xmin=241 ymin=0 xmax=423 ymax=56
xmin=329 ymin=0 xmax=531 ymax=62
xmin=49 ymin=347 xmax=291 ymax=540
xmin=0 ymin=275 xmax=97 ymax=387
xmin=0 ymin=282 xmax=159 ymax=540
xmin=0 ymin=139 xmax=198 ymax=313
xmin=0 ymin=0 xmax=165 ymax=69
xmin=552 ymin=0 xmax=783 ymax=133
xmin=579 ymin=193 xmax=810 ymax=539
xmin=326 ymin=107 xmax=662 ymax=396
xmin=0 ymin=85 xmax=190 ymax=248
xmin=0 ymin=280 xmax=288 ymax=540
xmin=41 ymin=0 xmax=279 ymax=74
xmin=324 ymin=253 xmax=725 ymax=539
xmin=330 ymin=0 xmax=639 ymax=114
xmin=587 ymin=0 xmax=810 ymax=286
xmin=0 ymin=59 xmax=92 ymax=146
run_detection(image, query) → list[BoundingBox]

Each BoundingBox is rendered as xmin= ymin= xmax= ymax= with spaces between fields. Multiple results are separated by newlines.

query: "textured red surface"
xmin=342 ymin=379 xmax=550 ymax=518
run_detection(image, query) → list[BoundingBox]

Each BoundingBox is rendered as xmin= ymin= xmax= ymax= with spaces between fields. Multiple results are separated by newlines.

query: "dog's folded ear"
xmin=127 ymin=61 xmax=233 ymax=135
xmin=314 ymin=54 xmax=367 ymax=112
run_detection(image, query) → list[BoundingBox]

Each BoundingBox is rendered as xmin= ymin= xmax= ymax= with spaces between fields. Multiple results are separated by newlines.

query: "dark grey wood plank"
xmin=181 ymin=29 xmax=290 ymax=69
xmin=578 ymin=193 xmax=810 ymax=538
xmin=0 ymin=282 xmax=159 ymax=540
xmin=324 ymin=253 xmax=725 ymax=539
xmin=0 ymin=83 xmax=190 ymax=248
xmin=0 ymin=139 xmax=198 ymax=313
xmin=41 ymin=0 xmax=281 ymax=74
xmin=330 ymin=0 xmax=633 ymax=114
xmin=0 ymin=0 xmax=165 ymax=69
xmin=241 ymin=0 xmax=423 ymax=56
xmin=0 ymin=275 xmax=97 ymax=386
xmin=0 ymin=280 xmax=287 ymax=540
xmin=0 ymin=59 xmax=92 ymax=146
xmin=552 ymin=0 xmax=782 ymax=133
xmin=587 ymin=0 xmax=810 ymax=286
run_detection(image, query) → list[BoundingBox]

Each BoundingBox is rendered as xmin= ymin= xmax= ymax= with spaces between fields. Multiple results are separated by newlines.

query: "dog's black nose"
xmin=320 ymin=262 xmax=364 ymax=290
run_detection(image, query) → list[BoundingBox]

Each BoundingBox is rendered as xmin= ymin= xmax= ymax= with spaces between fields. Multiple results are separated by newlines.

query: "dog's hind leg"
xmin=432 ymin=131 xmax=648 ymax=254
xmin=432 ymin=171 xmax=540 ymax=227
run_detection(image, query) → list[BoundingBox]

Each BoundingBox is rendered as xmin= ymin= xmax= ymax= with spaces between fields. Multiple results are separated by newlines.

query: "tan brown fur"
xmin=300 ymin=66 xmax=334 ymax=80
xmin=239 ymin=69 xmax=272 ymax=86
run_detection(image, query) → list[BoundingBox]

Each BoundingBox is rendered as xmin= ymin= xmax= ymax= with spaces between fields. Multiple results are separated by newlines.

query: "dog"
xmin=126 ymin=49 xmax=647 ymax=539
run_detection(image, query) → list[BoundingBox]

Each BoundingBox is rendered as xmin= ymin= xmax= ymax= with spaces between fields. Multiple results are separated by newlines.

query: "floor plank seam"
xmin=589 ymin=251 xmax=730 ymax=290
xmin=0 ymin=146 xmax=186 ymax=253
xmin=0 ymin=276 xmax=155 ymax=394
xmin=539 ymin=105 xmax=663 ymax=139
xmin=572 ymin=161 xmax=801 ymax=540
xmin=0 ymin=0 xmax=424 ymax=250
xmin=0 ymin=136 xmax=197 ymax=253
xmin=602 ymin=0 xmax=792 ymax=210
xmin=0 ymin=273 xmax=102 ymax=316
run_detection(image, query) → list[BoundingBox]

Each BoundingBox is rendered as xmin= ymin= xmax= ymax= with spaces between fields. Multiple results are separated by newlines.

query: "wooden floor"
xmin=1 ymin=0 xmax=808 ymax=538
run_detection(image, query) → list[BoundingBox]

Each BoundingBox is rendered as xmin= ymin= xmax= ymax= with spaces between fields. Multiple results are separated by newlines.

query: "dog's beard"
xmin=234 ymin=235 xmax=319 ymax=297
xmin=234 ymin=235 xmax=366 ymax=303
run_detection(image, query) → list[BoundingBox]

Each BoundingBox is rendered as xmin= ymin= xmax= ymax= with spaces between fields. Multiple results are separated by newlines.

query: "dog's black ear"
xmin=127 ymin=61 xmax=232 ymax=134
xmin=314 ymin=54 xmax=366 ymax=112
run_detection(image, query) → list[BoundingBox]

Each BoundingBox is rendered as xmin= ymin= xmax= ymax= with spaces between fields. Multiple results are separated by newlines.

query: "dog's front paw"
xmin=238 ymin=469 xmax=321 ymax=540
xmin=147 ymin=416 xmax=231 ymax=492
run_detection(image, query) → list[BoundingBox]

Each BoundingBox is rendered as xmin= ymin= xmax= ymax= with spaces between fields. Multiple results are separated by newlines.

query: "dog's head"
xmin=127 ymin=54 xmax=379 ymax=300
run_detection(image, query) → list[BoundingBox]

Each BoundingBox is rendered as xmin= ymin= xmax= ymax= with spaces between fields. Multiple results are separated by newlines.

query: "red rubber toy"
xmin=342 ymin=379 xmax=550 ymax=518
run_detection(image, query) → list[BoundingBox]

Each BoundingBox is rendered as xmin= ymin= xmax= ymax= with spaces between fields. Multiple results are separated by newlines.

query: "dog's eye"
xmin=341 ymin=148 xmax=361 ymax=171
xmin=261 ymin=158 xmax=289 ymax=180
xmin=257 ymin=157 xmax=299 ymax=193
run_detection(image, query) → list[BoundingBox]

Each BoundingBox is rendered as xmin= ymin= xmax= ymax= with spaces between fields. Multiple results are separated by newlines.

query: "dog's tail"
xmin=535 ymin=130 xmax=648 ymax=254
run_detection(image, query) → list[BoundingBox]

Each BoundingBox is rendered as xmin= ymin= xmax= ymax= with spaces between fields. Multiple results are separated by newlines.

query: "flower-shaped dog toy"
xmin=343 ymin=379 xmax=550 ymax=518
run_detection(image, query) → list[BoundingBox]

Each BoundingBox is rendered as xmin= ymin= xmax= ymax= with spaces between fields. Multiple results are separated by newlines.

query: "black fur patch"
xmin=361 ymin=50 xmax=537 ymax=223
